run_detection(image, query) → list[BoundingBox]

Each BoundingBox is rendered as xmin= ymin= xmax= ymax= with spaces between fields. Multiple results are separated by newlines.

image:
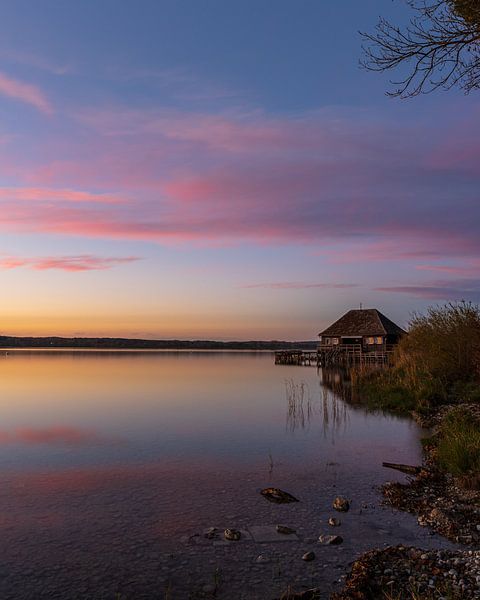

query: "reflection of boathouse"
xmin=318 ymin=308 xmax=405 ymax=366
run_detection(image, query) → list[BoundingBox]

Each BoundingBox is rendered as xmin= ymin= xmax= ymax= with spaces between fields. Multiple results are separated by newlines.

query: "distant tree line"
xmin=0 ymin=336 xmax=317 ymax=351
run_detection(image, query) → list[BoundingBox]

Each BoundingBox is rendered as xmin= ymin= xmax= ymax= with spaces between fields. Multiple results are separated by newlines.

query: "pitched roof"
xmin=319 ymin=309 xmax=406 ymax=337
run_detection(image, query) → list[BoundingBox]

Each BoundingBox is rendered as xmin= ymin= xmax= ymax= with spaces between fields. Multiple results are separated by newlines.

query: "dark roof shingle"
xmin=319 ymin=309 xmax=406 ymax=337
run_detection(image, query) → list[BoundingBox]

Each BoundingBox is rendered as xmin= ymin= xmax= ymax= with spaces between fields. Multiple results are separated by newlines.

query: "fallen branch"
xmin=382 ymin=462 xmax=424 ymax=475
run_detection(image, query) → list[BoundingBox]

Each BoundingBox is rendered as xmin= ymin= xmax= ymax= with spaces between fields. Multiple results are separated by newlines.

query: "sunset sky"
xmin=0 ymin=0 xmax=479 ymax=340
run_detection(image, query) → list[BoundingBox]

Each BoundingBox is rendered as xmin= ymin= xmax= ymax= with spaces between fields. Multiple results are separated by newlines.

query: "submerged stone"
xmin=204 ymin=527 xmax=218 ymax=539
xmin=333 ymin=496 xmax=350 ymax=512
xmin=302 ymin=551 xmax=315 ymax=561
xmin=276 ymin=525 xmax=296 ymax=535
xmin=224 ymin=528 xmax=241 ymax=541
xmin=255 ymin=554 xmax=270 ymax=564
xmin=261 ymin=487 xmax=299 ymax=504
xmin=318 ymin=534 xmax=343 ymax=545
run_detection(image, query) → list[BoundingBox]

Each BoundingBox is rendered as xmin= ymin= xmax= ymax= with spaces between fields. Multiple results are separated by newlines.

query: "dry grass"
xmin=352 ymin=302 xmax=480 ymax=414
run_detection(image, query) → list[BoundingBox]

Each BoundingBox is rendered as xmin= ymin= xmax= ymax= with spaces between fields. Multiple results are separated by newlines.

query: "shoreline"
xmin=329 ymin=402 xmax=480 ymax=599
xmin=382 ymin=403 xmax=480 ymax=546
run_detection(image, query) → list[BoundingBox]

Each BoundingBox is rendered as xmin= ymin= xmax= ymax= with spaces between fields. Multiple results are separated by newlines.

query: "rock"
xmin=302 ymin=551 xmax=315 ymax=561
xmin=276 ymin=525 xmax=296 ymax=535
xmin=318 ymin=534 xmax=343 ymax=545
xmin=328 ymin=517 xmax=341 ymax=527
xmin=255 ymin=554 xmax=270 ymax=564
xmin=224 ymin=528 xmax=241 ymax=541
xmin=261 ymin=487 xmax=299 ymax=504
xmin=332 ymin=546 xmax=480 ymax=600
xmin=204 ymin=527 xmax=218 ymax=539
xmin=333 ymin=496 xmax=350 ymax=512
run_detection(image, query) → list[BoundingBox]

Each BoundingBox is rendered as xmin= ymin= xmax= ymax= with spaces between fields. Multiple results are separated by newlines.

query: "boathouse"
xmin=275 ymin=308 xmax=406 ymax=367
xmin=318 ymin=308 xmax=405 ymax=364
xmin=319 ymin=308 xmax=405 ymax=351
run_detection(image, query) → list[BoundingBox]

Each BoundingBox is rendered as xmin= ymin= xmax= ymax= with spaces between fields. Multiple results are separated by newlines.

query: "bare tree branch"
xmin=360 ymin=0 xmax=480 ymax=98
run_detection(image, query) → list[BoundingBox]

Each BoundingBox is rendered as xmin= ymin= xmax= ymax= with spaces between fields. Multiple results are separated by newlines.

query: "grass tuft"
xmin=436 ymin=407 xmax=480 ymax=479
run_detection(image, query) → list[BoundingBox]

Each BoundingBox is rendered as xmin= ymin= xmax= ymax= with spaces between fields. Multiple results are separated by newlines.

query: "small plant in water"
xmin=268 ymin=450 xmax=274 ymax=476
xmin=213 ymin=567 xmax=221 ymax=593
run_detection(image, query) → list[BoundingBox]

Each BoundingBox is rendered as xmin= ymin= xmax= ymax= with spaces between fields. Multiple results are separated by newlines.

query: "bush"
xmin=353 ymin=302 xmax=480 ymax=413
xmin=394 ymin=301 xmax=480 ymax=400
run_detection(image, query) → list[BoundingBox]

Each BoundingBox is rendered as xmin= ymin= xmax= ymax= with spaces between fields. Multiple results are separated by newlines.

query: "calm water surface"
xmin=0 ymin=351 xmax=453 ymax=599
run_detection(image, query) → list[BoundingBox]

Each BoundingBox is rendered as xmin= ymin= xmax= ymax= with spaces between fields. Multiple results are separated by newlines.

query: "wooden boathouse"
xmin=275 ymin=308 xmax=405 ymax=366
xmin=317 ymin=308 xmax=405 ymax=366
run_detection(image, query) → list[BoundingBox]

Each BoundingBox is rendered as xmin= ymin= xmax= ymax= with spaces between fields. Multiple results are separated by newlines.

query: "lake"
xmin=0 ymin=351 xmax=453 ymax=599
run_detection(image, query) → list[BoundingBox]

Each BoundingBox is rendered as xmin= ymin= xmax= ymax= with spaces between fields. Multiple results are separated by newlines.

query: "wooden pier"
xmin=275 ymin=345 xmax=393 ymax=367
xmin=318 ymin=344 xmax=393 ymax=367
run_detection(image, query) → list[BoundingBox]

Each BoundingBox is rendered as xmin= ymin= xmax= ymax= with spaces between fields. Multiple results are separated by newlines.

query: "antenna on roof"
xmin=360 ymin=302 xmax=363 ymax=310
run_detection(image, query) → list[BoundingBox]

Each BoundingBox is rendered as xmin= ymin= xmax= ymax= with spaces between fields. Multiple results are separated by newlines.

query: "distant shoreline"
xmin=0 ymin=336 xmax=317 ymax=351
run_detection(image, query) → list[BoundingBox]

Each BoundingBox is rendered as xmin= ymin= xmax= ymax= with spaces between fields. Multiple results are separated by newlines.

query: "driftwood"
xmin=382 ymin=462 xmax=423 ymax=476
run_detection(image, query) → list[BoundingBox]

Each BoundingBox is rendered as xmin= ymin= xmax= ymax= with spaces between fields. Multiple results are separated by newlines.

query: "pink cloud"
xmin=375 ymin=279 xmax=480 ymax=300
xmin=0 ymin=254 xmax=140 ymax=272
xmin=0 ymin=187 xmax=124 ymax=204
xmin=0 ymin=71 xmax=52 ymax=114
xmin=0 ymin=104 xmax=476 ymax=265
xmin=323 ymin=237 xmax=480 ymax=264
xmin=75 ymin=108 xmax=312 ymax=153
xmin=241 ymin=282 xmax=358 ymax=290
xmin=415 ymin=261 xmax=480 ymax=277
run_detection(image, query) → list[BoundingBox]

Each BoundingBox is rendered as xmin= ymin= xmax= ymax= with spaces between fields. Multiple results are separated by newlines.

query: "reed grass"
xmin=285 ymin=379 xmax=312 ymax=431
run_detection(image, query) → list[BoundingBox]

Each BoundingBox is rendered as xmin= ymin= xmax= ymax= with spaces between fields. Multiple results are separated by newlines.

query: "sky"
xmin=0 ymin=0 xmax=478 ymax=340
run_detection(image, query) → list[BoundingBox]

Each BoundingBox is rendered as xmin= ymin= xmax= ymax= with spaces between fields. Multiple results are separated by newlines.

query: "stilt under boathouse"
xmin=275 ymin=308 xmax=406 ymax=367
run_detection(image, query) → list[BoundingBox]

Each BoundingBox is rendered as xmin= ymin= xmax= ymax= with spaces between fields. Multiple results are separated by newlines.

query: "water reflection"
xmin=320 ymin=385 xmax=349 ymax=440
xmin=285 ymin=376 xmax=349 ymax=440
xmin=320 ymin=367 xmax=353 ymax=402
xmin=0 ymin=426 xmax=111 ymax=446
